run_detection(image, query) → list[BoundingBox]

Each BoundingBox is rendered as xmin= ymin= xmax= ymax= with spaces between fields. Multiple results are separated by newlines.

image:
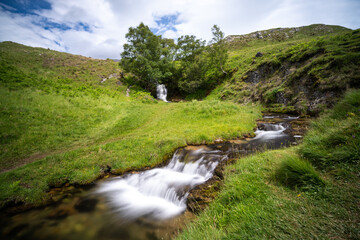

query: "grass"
xmin=208 ymin=25 xmax=360 ymax=115
xmin=0 ymin=87 xmax=261 ymax=207
xmin=275 ymin=155 xmax=325 ymax=190
xmin=0 ymin=41 xmax=262 ymax=207
xmin=299 ymin=90 xmax=360 ymax=168
xmin=178 ymin=148 xmax=359 ymax=239
xmin=177 ymin=90 xmax=360 ymax=239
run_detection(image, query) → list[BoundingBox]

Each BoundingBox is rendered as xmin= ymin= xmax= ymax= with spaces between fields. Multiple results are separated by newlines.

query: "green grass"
xmin=0 ymin=41 xmax=121 ymax=97
xmin=0 ymin=90 xmax=261 ymax=206
xmin=0 ymin=41 xmax=262 ymax=207
xmin=177 ymin=147 xmax=359 ymax=240
xmin=299 ymin=90 xmax=360 ymax=168
xmin=275 ymin=155 xmax=325 ymax=190
xmin=208 ymin=26 xmax=360 ymax=115
xmin=177 ymin=90 xmax=360 ymax=240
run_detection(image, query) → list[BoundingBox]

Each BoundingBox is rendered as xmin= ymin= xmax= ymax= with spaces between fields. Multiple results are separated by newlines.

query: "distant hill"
xmin=225 ymin=24 xmax=350 ymax=46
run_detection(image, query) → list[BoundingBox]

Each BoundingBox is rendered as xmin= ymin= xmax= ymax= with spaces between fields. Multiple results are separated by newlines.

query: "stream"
xmin=0 ymin=114 xmax=307 ymax=240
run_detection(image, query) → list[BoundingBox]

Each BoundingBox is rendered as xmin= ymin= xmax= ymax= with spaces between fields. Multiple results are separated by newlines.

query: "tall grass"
xmin=275 ymin=155 xmax=325 ymax=190
xmin=299 ymin=90 xmax=360 ymax=168
xmin=177 ymin=148 xmax=359 ymax=239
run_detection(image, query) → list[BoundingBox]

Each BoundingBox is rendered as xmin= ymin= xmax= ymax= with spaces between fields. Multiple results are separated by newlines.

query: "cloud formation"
xmin=0 ymin=0 xmax=359 ymax=59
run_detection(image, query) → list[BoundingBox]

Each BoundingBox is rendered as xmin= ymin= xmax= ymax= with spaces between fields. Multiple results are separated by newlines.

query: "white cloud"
xmin=0 ymin=0 xmax=359 ymax=59
xmin=162 ymin=30 xmax=178 ymax=39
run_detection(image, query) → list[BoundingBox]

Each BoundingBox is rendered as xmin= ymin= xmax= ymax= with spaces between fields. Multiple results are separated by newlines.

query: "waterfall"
xmin=253 ymin=123 xmax=286 ymax=140
xmin=157 ymin=84 xmax=168 ymax=102
xmin=96 ymin=148 xmax=226 ymax=221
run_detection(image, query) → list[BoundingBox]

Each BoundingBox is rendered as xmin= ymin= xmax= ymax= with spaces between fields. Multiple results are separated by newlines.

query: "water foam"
xmin=97 ymin=148 xmax=226 ymax=220
xmin=157 ymin=84 xmax=168 ymax=102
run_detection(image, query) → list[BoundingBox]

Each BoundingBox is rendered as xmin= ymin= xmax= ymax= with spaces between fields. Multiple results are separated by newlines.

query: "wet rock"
xmin=255 ymin=52 xmax=263 ymax=57
xmin=74 ymin=198 xmax=98 ymax=212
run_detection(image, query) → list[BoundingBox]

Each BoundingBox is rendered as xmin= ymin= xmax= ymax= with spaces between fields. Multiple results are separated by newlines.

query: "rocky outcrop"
xmin=225 ymin=24 xmax=349 ymax=45
xmin=241 ymin=60 xmax=347 ymax=115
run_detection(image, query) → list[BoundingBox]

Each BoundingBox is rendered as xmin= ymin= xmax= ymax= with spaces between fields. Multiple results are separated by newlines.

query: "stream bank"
xmin=0 ymin=114 xmax=310 ymax=240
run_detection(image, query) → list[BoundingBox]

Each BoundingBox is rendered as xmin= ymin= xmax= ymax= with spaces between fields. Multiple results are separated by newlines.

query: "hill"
xmin=208 ymin=24 xmax=360 ymax=115
xmin=0 ymin=41 xmax=122 ymax=96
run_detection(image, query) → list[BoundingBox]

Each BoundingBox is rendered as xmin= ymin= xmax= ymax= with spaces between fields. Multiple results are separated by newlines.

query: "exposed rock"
xmin=255 ymin=52 xmax=263 ymax=58
xmin=244 ymin=64 xmax=276 ymax=84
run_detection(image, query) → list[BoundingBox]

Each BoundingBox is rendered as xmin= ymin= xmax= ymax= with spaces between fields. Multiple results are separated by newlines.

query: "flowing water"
xmin=0 ymin=114 xmax=305 ymax=240
xmin=156 ymin=84 xmax=168 ymax=102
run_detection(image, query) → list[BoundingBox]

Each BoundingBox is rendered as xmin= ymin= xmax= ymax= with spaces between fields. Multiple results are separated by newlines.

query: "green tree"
xmin=175 ymin=35 xmax=207 ymax=94
xmin=208 ymin=24 xmax=228 ymax=75
xmin=120 ymin=23 xmax=172 ymax=91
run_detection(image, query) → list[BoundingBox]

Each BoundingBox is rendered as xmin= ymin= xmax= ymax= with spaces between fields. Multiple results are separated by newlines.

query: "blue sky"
xmin=0 ymin=0 xmax=359 ymax=59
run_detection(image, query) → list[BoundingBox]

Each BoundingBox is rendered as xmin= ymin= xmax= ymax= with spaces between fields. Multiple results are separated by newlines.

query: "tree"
xmin=175 ymin=35 xmax=207 ymax=94
xmin=120 ymin=23 xmax=172 ymax=92
xmin=119 ymin=23 xmax=228 ymax=98
xmin=176 ymin=35 xmax=206 ymax=62
xmin=208 ymin=24 xmax=228 ymax=75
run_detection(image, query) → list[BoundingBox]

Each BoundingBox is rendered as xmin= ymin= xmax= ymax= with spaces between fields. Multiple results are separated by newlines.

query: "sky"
xmin=0 ymin=0 xmax=359 ymax=59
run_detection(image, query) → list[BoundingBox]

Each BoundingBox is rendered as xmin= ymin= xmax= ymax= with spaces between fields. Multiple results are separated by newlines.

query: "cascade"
xmin=157 ymin=84 xmax=168 ymax=102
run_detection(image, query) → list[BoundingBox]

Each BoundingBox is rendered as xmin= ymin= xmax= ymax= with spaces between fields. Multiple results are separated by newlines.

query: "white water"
xmin=157 ymin=84 xmax=168 ymax=102
xmin=253 ymin=123 xmax=286 ymax=140
xmin=97 ymin=148 xmax=226 ymax=221
xmin=96 ymin=118 xmax=296 ymax=222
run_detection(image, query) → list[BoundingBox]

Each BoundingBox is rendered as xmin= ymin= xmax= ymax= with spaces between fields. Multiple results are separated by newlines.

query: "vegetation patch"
xmin=213 ymin=25 xmax=360 ymax=115
xmin=275 ymin=155 xmax=325 ymax=190
xmin=299 ymin=90 xmax=360 ymax=168
xmin=177 ymin=89 xmax=360 ymax=240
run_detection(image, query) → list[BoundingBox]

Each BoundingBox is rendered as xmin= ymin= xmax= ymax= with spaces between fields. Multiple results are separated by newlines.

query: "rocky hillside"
xmin=210 ymin=24 xmax=359 ymax=115
xmin=225 ymin=24 xmax=349 ymax=46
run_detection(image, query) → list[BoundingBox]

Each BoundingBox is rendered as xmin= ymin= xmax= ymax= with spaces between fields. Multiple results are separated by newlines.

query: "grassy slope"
xmin=177 ymin=90 xmax=360 ymax=239
xmin=0 ymin=42 xmax=261 ymax=207
xmin=208 ymin=24 xmax=360 ymax=115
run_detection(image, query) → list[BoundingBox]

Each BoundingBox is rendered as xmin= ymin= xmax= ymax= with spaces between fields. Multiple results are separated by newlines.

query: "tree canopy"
xmin=120 ymin=23 xmax=228 ymax=98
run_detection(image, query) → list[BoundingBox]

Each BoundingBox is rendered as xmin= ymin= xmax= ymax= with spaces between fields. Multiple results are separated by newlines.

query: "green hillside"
xmin=208 ymin=24 xmax=360 ymax=115
xmin=0 ymin=41 xmax=260 ymax=207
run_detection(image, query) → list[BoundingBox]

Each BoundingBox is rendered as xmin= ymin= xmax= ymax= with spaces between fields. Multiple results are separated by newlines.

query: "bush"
xmin=275 ymin=156 xmax=325 ymax=190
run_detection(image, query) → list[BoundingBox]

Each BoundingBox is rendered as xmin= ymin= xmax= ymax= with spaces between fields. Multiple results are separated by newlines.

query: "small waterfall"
xmin=96 ymin=148 xmax=226 ymax=221
xmin=253 ymin=123 xmax=286 ymax=140
xmin=157 ymin=84 xmax=168 ymax=102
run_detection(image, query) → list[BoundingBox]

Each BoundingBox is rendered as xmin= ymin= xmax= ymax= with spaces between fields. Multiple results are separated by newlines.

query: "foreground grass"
xmin=178 ymin=90 xmax=360 ymax=239
xmin=0 ymin=87 xmax=261 ymax=207
xmin=178 ymin=148 xmax=359 ymax=239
